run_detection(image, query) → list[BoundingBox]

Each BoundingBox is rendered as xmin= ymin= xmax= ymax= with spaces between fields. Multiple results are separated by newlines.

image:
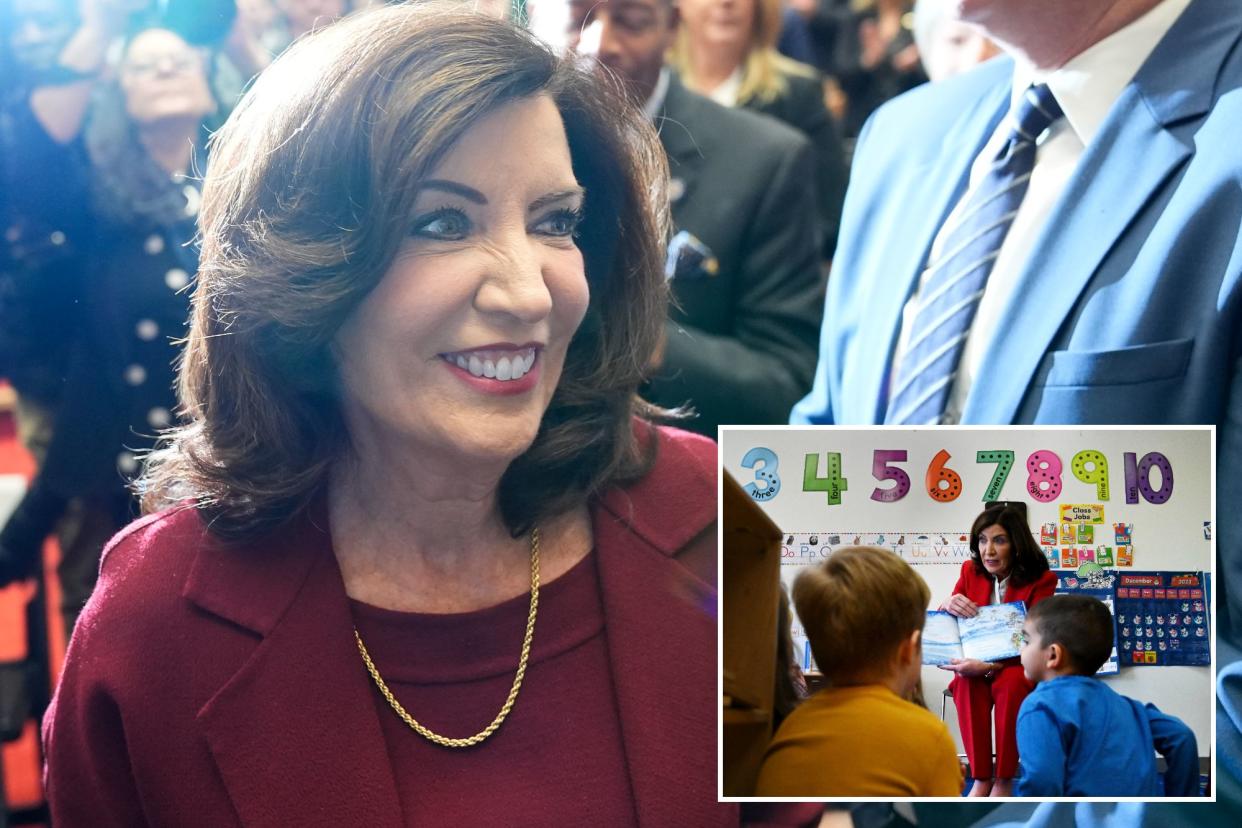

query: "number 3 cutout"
xmin=740 ymin=447 xmax=781 ymax=501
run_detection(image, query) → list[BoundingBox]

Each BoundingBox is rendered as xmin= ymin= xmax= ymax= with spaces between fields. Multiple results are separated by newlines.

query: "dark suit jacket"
xmin=44 ymin=426 xmax=748 ymax=826
xmin=745 ymin=67 xmax=848 ymax=258
xmin=647 ymin=75 xmax=825 ymax=437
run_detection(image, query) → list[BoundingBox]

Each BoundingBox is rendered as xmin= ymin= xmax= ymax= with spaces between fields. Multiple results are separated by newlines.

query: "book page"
xmin=959 ymin=601 xmax=1027 ymax=662
xmin=922 ymin=611 xmax=965 ymax=665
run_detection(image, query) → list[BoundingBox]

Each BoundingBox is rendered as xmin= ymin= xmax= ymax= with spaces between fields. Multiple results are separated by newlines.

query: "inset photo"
xmin=721 ymin=426 xmax=1214 ymax=802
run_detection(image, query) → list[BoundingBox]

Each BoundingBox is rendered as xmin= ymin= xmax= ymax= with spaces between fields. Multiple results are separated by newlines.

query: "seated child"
xmin=1015 ymin=594 xmax=1199 ymax=796
xmin=754 ymin=547 xmax=963 ymax=796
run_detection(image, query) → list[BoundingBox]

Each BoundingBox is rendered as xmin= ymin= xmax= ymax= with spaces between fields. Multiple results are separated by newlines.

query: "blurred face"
xmin=922 ymin=20 xmax=998 ymax=82
xmin=119 ymin=29 xmax=214 ymax=125
xmin=277 ymin=0 xmax=347 ymax=36
xmin=678 ymin=0 xmax=755 ymax=51
xmin=333 ymin=95 xmax=590 ymax=469
xmin=977 ymin=524 xmax=1012 ymax=578
xmin=1019 ymin=620 xmax=1050 ymax=682
xmin=530 ymin=0 xmax=677 ymax=103
xmin=9 ymin=0 xmax=76 ymax=74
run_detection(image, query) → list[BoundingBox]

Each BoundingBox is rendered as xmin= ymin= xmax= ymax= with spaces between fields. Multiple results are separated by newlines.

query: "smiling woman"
xmin=37 ymin=4 xmax=772 ymax=826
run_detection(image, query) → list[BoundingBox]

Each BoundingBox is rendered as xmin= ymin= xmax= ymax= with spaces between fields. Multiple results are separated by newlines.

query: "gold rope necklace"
xmin=353 ymin=528 xmax=540 ymax=748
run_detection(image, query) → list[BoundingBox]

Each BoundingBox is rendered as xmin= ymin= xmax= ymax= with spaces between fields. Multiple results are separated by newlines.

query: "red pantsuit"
xmin=947 ymin=561 xmax=1057 ymax=779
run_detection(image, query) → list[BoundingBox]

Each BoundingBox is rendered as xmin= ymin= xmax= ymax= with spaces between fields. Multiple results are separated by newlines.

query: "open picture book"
xmin=923 ymin=601 xmax=1027 ymax=665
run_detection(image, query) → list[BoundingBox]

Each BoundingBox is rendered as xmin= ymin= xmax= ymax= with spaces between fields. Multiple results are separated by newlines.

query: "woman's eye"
xmin=534 ymin=207 xmax=583 ymax=239
xmin=412 ymin=208 xmax=470 ymax=240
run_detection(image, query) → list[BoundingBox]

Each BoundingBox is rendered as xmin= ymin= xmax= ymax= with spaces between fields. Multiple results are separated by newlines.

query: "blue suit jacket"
xmin=793 ymin=0 xmax=1242 ymax=640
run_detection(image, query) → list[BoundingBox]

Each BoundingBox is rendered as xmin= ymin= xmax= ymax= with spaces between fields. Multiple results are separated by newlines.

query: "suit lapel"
xmin=186 ymin=514 xmax=403 ymax=827
xmin=592 ymin=437 xmax=733 ymax=827
xmin=657 ymin=75 xmax=707 ymax=212
xmin=849 ymin=81 xmax=1010 ymax=422
xmin=966 ymin=99 xmax=1189 ymax=424
xmin=965 ymin=0 xmax=1235 ymax=423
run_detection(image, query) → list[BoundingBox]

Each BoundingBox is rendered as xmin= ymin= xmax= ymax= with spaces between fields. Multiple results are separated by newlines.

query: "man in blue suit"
xmin=794 ymin=0 xmax=1241 ymax=822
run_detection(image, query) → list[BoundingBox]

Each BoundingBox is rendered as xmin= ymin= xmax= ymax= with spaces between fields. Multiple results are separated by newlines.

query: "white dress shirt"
xmin=891 ymin=0 xmax=1191 ymax=423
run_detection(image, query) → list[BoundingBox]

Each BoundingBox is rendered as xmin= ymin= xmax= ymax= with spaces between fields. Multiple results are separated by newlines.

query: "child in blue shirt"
xmin=1015 ymin=594 xmax=1199 ymax=796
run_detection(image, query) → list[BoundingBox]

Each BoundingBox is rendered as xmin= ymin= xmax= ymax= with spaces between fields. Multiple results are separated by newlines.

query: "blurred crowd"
xmin=0 ymin=0 xmax=996 ymax=637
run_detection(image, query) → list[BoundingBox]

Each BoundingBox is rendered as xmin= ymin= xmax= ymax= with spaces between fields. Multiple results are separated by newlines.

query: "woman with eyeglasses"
xmin=0 ymin=10 xmax=215 ymax=634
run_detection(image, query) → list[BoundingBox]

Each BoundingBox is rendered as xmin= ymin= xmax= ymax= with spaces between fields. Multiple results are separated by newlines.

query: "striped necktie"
xmin=885 ymin=84 xmax=1064 ymax=425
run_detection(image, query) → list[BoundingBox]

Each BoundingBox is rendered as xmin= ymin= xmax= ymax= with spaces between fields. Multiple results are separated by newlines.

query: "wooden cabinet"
xmin=722 ymin=470 xmax=781 ymax=796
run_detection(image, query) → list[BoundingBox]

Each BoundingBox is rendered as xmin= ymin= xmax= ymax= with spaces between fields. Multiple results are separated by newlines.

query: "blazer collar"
xmin=656 ymin=71 xmax=710 ymax=163
xmin=586 ymin=427 xmax=727 ymax=824
xmin=185 ymin=511 xmax=404 ymax=827
xmin=1132 ymin=0 xmax=1241 ymax=128
xmin=183 ymin=434 xmax=727 ymax=827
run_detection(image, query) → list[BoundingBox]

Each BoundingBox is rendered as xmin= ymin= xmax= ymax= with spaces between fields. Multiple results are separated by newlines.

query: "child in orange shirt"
xmin=755 ymin=546 xmax=963 ymax=796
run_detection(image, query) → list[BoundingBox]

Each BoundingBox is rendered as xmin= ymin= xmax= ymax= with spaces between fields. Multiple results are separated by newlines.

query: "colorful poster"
xmin=1096 ymin=546 xmax=1114 ymax=566
xmin=1114 ymin=522 xmax=1133 ymax=544
xmin=1042 ymin=546 xmax=1061 ymax=568
xmin=1062 ymin=547 xmax=1078 ymax=568
xmin=1077 ymin=524 xmax=1094 ymax=544
xmin=1061 ymin=503 xmax=1105 ymax=524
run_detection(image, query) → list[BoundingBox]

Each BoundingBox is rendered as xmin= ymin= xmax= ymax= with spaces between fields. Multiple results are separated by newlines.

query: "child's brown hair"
xmin=792 ymin=546 xmax=930 ymax=683
xmin=1027 ymin=594 xmax=1114 ymax=675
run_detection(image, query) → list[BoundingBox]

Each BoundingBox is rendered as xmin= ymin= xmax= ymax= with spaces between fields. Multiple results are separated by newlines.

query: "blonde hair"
xmin=792 ymin=547 xmax=930 ymax=683
xmin=671 ymin=0 xmax=816 ymax=105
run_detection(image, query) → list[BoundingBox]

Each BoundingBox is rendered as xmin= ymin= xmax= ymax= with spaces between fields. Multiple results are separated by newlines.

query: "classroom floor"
xmin=0 ymin=404 xmax=66 ymax=816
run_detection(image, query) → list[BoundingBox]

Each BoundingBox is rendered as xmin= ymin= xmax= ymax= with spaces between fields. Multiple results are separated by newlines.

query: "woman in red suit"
xmin=938 ymin=503 xmax=1056 ymax=797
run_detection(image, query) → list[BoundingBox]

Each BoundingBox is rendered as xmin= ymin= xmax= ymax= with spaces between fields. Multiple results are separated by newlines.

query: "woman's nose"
xmin=475 ymin=238 xmax=554 ymax=324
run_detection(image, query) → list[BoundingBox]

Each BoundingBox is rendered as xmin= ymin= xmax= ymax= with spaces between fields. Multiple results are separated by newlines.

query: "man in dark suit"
xmin=528 ymin=0 xmax=825 ymax=437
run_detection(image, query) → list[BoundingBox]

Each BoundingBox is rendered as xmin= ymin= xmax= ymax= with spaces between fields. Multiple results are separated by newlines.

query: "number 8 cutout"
xmin=1026 ymin=450 xmax=1063 ymax=502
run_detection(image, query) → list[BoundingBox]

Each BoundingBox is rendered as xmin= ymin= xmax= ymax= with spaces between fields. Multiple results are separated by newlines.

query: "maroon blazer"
xmin=950 ymin=559 xmax=1058 ymax=611
xmin=44 ymin=426 xmax=768 ymax=827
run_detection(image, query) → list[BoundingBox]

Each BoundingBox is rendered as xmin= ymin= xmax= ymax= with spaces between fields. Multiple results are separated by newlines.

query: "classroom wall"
xmin=722 ymin=427 xmax=1214 ymax=754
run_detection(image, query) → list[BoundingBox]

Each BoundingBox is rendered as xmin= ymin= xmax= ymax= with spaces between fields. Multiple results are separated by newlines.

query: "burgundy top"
xmin=350 ymin=550 xmax=636 ymax=825
xmin=44 ymin=424 xmax=822 ymax=827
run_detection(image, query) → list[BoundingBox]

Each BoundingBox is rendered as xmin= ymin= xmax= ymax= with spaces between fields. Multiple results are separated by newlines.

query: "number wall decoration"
xmin=736 ymin=446 xmax=1176 ymax=507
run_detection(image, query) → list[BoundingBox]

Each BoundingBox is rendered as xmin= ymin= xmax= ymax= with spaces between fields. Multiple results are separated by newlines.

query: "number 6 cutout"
xmin=925 ymin=450 xmax=962 ymax=502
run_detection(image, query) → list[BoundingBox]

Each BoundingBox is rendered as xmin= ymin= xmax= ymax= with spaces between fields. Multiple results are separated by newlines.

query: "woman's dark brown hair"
xmin=968 ymin=504 xmax=1050 ymax=587
xmin=140 ymin=2 xmax=671 ymax=539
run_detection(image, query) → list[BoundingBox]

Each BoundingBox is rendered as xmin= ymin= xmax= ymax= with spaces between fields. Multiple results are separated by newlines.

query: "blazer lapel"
xmin=848 ymin=80 xmax=1010 ymax=422
xmin=657 ymin=75 xmax=707 ymax=211
xmin=965 ymin=0 xmax=1233 ymax=423
xmin=186 ymin=513 xmax=403 ymax=827
xmin=592 ymin=441 xmax=734 ymax=827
